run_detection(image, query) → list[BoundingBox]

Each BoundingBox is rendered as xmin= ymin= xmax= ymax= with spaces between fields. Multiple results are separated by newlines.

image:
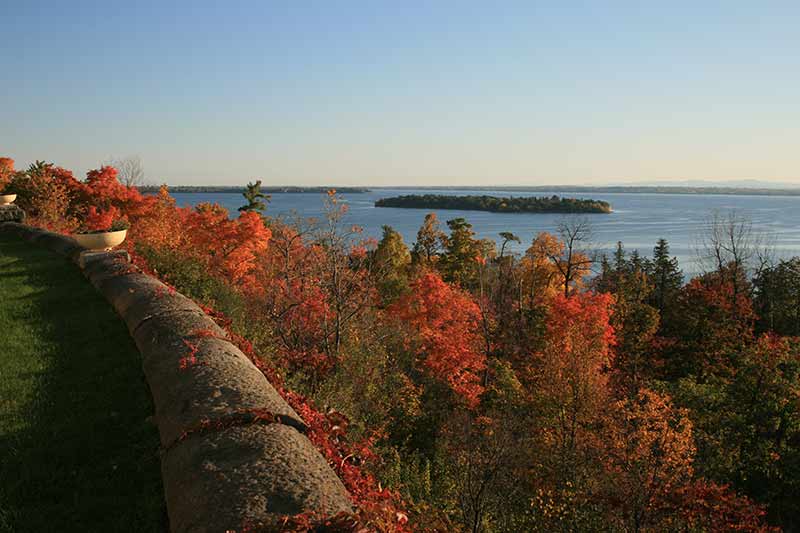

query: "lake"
xmin=170 ymin=188 xmax=800 ymax=276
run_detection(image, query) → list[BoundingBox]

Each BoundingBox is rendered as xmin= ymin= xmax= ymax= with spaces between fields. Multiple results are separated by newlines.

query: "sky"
xmin=1 ymin=1 xmax=798 ymax=186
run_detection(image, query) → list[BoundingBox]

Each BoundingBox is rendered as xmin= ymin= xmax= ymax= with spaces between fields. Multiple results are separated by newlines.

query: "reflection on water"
xmin=170 ymin=189 xmax=800 ymax=277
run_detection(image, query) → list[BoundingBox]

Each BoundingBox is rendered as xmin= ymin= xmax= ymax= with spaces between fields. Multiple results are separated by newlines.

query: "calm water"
xmin=171 ymin=189 xmax=800 ymax=276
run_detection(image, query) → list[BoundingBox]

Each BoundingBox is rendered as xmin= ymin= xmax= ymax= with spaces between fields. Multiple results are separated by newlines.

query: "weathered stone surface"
xmin=94 ymin=272 xmax=172 ymax=317
xmin=162 ymin=424 xmax=352 ymax=533
xmin=85 ymin=263 xmax=141 ymax=291
xmin=132 ymin=308 xmax=229 ymax=348
xmin=122 ymin=289 xmax=207 ymax=335
xmin=79 ymin=249 xmax=131 ymax=270
xmin=140 ymin=335 xmax=305 ymax=447
xmin=0 ymin=205 xmax=25 ymax=223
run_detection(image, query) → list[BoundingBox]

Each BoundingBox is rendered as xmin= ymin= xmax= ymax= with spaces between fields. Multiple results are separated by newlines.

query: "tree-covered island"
xmin=375 ymin=193 xmax=612 ymax=213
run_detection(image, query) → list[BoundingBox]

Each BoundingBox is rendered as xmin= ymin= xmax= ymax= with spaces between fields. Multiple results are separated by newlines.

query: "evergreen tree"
xmin=592 ymin=241 xmax=660 ymax=389
xmin=238 ymin=179 xmax=270 ymax=214
xmin=753 ymin=257 xmax=800 ymax=335
xmin=438 ymin=217 xmax=491 ymax=287
xmin=648 ymin=238 xmax=683 ymax=319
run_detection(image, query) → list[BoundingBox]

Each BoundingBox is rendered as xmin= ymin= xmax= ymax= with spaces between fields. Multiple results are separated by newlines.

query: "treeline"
xmin=5 ymin=156 xmax=800 ymax=532
xmin=375 ymin=193 xmax=612 ymax=213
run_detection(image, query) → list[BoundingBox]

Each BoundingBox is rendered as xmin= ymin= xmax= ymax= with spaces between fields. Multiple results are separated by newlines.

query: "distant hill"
xmin=616 ymin=179 xmax=800 ymax=190
xmin=373 ymin=185 xmax=800 ymax=196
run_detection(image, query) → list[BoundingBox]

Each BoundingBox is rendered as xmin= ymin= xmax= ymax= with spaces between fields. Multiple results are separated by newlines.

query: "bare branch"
xmin=106 ymin=155 xmax=146 ymax=187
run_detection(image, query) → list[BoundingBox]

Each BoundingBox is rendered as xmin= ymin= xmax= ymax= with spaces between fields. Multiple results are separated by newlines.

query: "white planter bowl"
xmin=73 ymin=229 xmax=128 ymax=251
xmin=0 ymin=194 xmax=16 ymax=205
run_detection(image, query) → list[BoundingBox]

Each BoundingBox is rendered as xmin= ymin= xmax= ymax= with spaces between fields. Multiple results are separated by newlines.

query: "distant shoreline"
xmin=371 ymin=185 xmax=800 ymax=197
xmin=139 ymin=185 xmax=371 ymax=194
xmin=141 ymin=185 xmax=800 ymax=197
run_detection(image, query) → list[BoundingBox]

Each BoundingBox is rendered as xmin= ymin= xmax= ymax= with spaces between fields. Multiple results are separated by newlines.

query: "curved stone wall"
xmin=0 ymin=221 xmax=353 ymax=532
xmin=0 ymin=204 xmax=25 ymax=223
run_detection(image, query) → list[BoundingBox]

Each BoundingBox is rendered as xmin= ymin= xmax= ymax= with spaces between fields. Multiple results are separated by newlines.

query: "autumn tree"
xmin=526 ymin=219 xmax=593 ymax=299
xmin=678 ymin=480 xmax=774 ymax=532
xmin=0 ymin=157 xmax=14 ymax=191
xmin=182 ymin=202 xmax=271 ymax=285
xmin=252 ymin=191 xmax=378 ymax=384
xmin=411 ymin=213 xmax=446 ymax=267
xmin=131 ymin=185 xmax=186 ymax=250
xmin=520 ymin=232 xmax=564 ymax=306
xmin=313 ymin=190 xmax=378 ymax=363
xmin=602 ymin=388 xmax=695 ymax=531
xmin=530 ymin=292 xmax=616 ymax=490
xmin=372 ymin=225 xmax=411 ymax=304
xmin=10 ymin=161 xmax=82 ymax=231
xmin=439 ymin=410 xmax=530 ymax=533
xmin=391 ymin=271 xmax=486 ymax=407
xmin=252 ymin=218 xmax=333 ymax=378
xmin=80 ymin=165 xmax=156 ymax=223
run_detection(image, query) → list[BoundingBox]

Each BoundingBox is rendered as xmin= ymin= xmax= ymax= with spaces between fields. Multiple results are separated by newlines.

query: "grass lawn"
xmin=0 ymin=232 xmax=166 ymax=532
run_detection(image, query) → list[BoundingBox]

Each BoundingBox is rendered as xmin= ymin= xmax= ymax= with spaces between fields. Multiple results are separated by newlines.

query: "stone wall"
xmin=0 ymin=204 xmax=25 ymax=223
xmin=0 ymin=221 xmax=353 ymax=532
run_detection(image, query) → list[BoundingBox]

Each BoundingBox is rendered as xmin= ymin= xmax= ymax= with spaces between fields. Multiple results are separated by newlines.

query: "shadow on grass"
xmin=0 ymin=234 xmax=167 ymax=532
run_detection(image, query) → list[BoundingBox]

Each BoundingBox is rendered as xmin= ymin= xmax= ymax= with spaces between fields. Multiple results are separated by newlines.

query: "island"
xmin=374 ymin=194 xmax=612 ymax=214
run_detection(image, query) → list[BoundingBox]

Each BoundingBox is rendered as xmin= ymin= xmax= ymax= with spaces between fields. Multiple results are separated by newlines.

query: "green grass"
xmin=0 ymin=233 xmax=166 ymax=532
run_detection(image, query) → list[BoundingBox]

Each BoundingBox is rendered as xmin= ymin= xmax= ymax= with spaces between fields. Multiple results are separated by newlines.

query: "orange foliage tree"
xmin=129 ymin=185 xmax=185 ymax=250
xmin=531 ymin=292 xmax=616 ymax=485
xmin=602 ymin=388 xmax=695 ymax=530
xmin=10 ymin=161 xmax=83 ymax=232
xmin=0 ymin=157 xmax=14 ymax=191
xmin=678 ymin=480 xmax=775 ymax=532
xmin=524 ymin=230 xmax=592 ymax=300
xmin=79 ymin=165 xmax=156 ymax=222
xmin=182 ymin=203 xmax=270 ymax=285
xmin=391 ymin=271 xmax=486 ymax=407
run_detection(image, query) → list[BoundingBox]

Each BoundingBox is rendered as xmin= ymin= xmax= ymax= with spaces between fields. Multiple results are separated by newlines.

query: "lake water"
xmin=171 ymin=188 xmax=800 ymax=276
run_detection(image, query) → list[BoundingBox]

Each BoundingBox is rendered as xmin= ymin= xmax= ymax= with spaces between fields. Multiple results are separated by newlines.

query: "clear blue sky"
xmin=1 ymin=1 xmax=798 ymax=186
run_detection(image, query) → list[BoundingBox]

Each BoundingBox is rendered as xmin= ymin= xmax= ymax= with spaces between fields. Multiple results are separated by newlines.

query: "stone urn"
xmin=0 ymin=194 xmax=16 ymax=205
xmin=73 ymin=229 xmax=128 ymax=251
